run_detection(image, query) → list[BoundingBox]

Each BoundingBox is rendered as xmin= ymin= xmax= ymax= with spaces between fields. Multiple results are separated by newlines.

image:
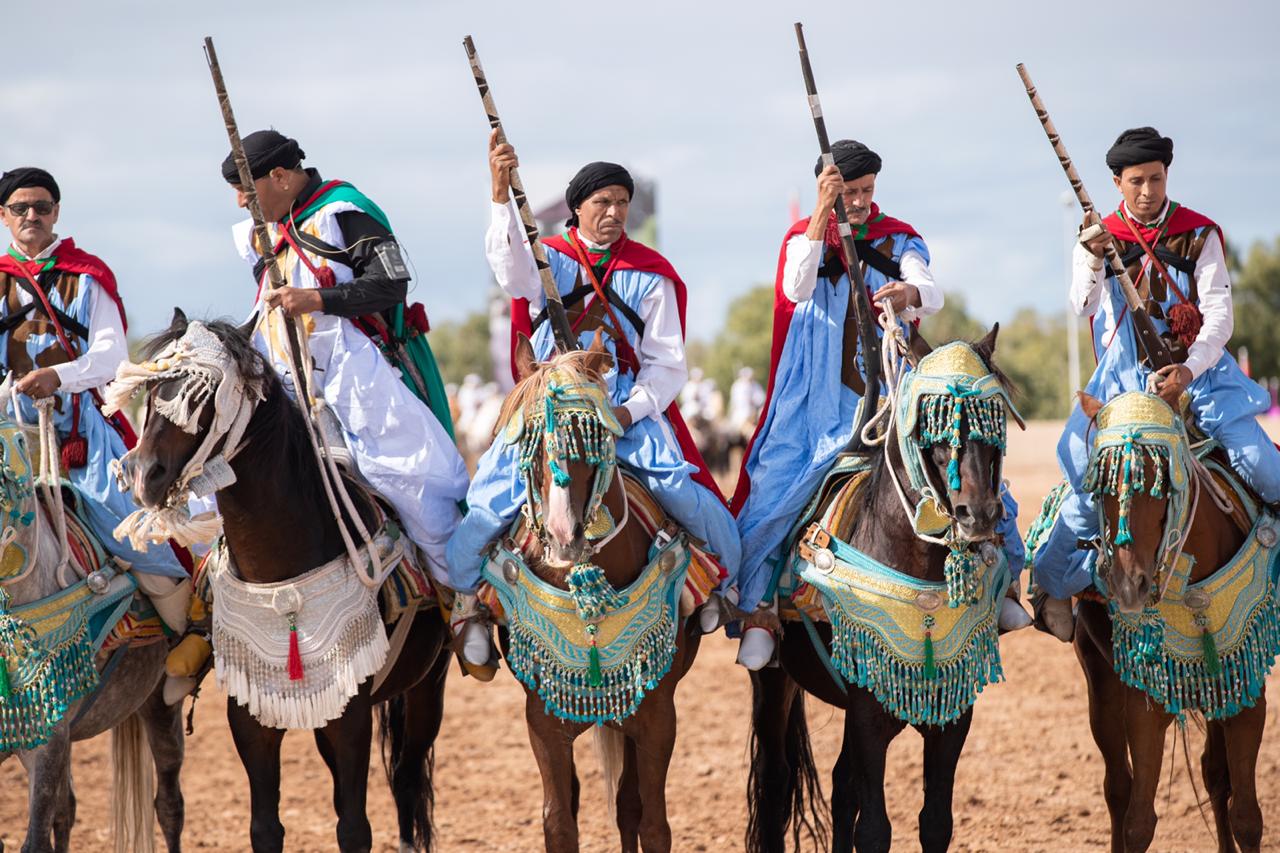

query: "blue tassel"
xmin=1116 ymin=514 xmax=1133 ymax=546
xmin=947 ymin=453 xmax=961 ymax=491
xmin=549 ymin=457 xmax=571 ymax=488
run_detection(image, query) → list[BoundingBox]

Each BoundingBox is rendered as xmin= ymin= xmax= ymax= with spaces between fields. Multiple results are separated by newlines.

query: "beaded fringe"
xmin=827 ymin=604 xmax=1003 ymax=727
xmin=1112 ymin=593 xmax=1280 ymax=721
xmin=1083 ymin=439 xmax=1170 ymax=545
xmin=918 ymin=393 xmax=1007 ymax=451
xmin=506 ymin=609 xmax=677 ymax=725
xmin=0 ymin=616 xmax=98 ymax=751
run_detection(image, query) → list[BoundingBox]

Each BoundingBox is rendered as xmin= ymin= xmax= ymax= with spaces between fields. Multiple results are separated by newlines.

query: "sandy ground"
xmin=5 ymin=420 xmax=1280 ymax=851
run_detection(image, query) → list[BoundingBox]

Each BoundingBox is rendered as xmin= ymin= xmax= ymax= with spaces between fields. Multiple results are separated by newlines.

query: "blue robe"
xmin=446 ymin=244 xmax=740 ymax=593
xmin=0 ymin=270 xmax=186 ymax=578
xmin=735 ymin=229 xmax=1023 ymax=613
xmin=1032 ymin=218 xmax=1278 ymax=598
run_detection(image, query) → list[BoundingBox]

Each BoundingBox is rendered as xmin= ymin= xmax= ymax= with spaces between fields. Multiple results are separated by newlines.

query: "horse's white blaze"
xmin=545 ymin=482 xmax=576 ymax=545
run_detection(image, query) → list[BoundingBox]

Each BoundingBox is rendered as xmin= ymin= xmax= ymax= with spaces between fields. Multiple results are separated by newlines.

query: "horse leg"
xmin=17 ymin=726 xmax=71 ymax=853
xmin=314 ymin=729 xmax=344 ymax=816
xmin=140 ymin=686 xmax=186 ymax=852
xmin=1120 ymin=686 xmax=1170 ymax=853
xmin=630 ymin=694 xmax=677 ymax=853
xmin=1202 ymin=721 xmax=1236 ymax=853
xmin=524 ymin=694 xmax=582 ymax=853
xmin=917 ymin=708 xmax=974 ymax=853
xmin=227 ymin=698 xmax=287 ymax=853
xmin=831 ymin=738 xmax=857 ymax=853
xmin=388 ymin=650 xmax=450 ymax=853
xmin=50 ymin=770 xmax=74 ymax=853
xmin=846 ymin=693 xmax=902 ymax=853
xmin=615 ymin=735 xmax=641 ymax=853
xmin=1075 ymin=616 xmax=1132 ymax=853
xmin=746 ymin=666 xmax=803 ymax=853
xmin=317 ymin=696 xmax=374 ymax=853
xmin=1220 ymin=691 xmax=1266 ymax=853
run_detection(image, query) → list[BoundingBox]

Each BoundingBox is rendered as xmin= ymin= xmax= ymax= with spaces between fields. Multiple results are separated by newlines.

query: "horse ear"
xmin=582 ymin=329 xmax=615 ymax=377
xmin=514 ymin=333 xmax=539 ymax=381
xmin=169 ymin=307 xmax=188 ymax=334
xmin=976 ymin=323 xmax=1000 ymax=356
xmin=237 ymin=310 xmax=259 ymax=340
xmin=906 ymin=325 xmax=933 ymax=366
xmin=1077 ymin=390 xmax=1104 ymax=420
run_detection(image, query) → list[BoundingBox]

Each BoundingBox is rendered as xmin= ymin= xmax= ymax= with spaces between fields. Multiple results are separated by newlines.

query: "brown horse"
xmin=747 ymin=327 xmax=1018 ymax=853
xmin=491 ymin=332 xmax=701 ymax=853
xmin=1074 ymin=390 xmax=1265 ymax=853
xmin=125 ymin=312 xmax=452 ymax=853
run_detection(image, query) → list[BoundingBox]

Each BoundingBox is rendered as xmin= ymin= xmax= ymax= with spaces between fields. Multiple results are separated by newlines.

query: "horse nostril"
xmin=572 ymin=522 xmax=585 ymax=541
xmin=953 ymin=503 xmax=974 ymax=523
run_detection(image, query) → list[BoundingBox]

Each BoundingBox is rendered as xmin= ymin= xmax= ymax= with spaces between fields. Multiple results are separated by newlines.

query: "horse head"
xmin=1078 ymin=390 xmax=1193 ymax=614
xmin=502 ymin=330 xmax=620 ymax=567
xmin=893 ymin=324 xmax=1022 ymax=545
xmin=107 ymin=308 xmax=267 ymax=513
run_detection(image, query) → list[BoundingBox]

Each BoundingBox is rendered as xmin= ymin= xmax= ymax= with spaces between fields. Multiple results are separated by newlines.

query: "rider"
xmin=445 ymin=133 xmax=742 ymax=663
xmin=727 ymin=367 xmax=764 ymax=436
xmin=732 ymin=140 xmax=1028 ymax=670
xmin=218 ymin=130 xmax=468 ymax=585
xmin=1031 ymin=126 xmax=1280 ymax=639
xmin=0 ymin=167 xmax=195 ymax=696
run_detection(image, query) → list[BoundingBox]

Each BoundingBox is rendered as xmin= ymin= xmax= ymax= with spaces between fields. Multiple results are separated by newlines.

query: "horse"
xmin=746 ymin=326 xmax=1020 ymax=853
xmin=1066 ymin=389 xmax=1269 ymax=852
xmin=477 ymin=332 xmax=704 ymax=853
xmin=121 ymin=312 xmax=453 ymax=853
xmin=0 ymin=394 xmax=184 ymax=853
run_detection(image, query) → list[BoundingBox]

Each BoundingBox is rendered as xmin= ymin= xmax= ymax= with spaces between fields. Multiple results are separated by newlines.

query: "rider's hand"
xmin=611 ymin=405 xmax=633 ymax=430
xmin=1154 ymin=363 xmax=1193 ymax=408
xmin=264 ymin=286 xmax=323 ymax=318
xmin=1080 ymin=211 xmax=1109 ymax=258
xmin=490 ymin=129 xmax=518 ymax=204
xmin=875 ymin=281 xmax=922 ymax=314
xmin=804 ymin=165 xmax=844 ymax=240
xmin=15 ymin=367 xmax=60 ymax=399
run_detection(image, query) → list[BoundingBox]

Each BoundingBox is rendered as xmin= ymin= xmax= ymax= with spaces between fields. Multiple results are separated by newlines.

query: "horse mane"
xmin=496 ymin=349 xmax=609 ymax=436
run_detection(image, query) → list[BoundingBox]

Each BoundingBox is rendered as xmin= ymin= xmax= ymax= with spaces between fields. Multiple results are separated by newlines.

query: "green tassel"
xmin=549 ymin=457 xmax=571 ymax=488
xmin=1201 ymin=628 xmax=1221 ymax=676
xmin=922 ymin=633 xmax=937 ymax=680
xmin=0 ymin=655 xmax=10 ymax=700
xmin=588 ymin=637 xmax=603 ymax=687
xmin=1116 ymin=514 xmax=1133 ymax=546
xmin=947 ymin=453 xmax=961 ymax=491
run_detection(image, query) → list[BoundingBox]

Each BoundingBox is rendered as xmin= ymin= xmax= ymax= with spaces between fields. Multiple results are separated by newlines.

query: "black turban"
xmin=1105 ymin=127 xmax=1173 ymax=175
xmin=816 ymin=139 xmax=882 ymax=181
xmin=0 ymin=167 xmax=60 ymax=205
xmin=221 ymin=130 xmax=306 ymax=184
xmin=565 ymin=162 xmax=634 ymax=226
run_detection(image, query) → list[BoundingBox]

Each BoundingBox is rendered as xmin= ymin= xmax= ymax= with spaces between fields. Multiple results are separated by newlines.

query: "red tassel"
xmin=61 ymin=434 xmax=88 ymax=470
xmin=313 ymin=266 xmax=336 ymax=289
xmin=287 ymin=618 xmax=304 ymax=681
xmin=1167 ymin=302 xmax=1202 ymax=350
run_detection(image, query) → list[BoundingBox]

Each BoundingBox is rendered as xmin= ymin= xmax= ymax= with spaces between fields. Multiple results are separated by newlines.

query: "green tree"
xmin=429 ymin=311 xmax=493 ymax=385
xmin=918 ymin=293 xmax=985 ymax=346
xmin=1230 ymin=236 xmax=1280 ymax=381
xmin=691 ymin=284 xmax=774 ymax=392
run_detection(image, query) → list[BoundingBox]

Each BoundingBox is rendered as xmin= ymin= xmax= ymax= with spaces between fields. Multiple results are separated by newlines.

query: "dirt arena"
xmin=5 ymin=420 xmax=1280 ymax=851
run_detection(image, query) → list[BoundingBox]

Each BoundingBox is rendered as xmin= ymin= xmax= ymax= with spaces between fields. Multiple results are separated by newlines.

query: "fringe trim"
xmin=505 ymin=608 xmax=677 ymax=725
xmin=827 ymin=605 xmax=1003 ymax=727
xmin=0 ymin=618 xmax=98 ymax=751
xmin=1112 ymin=593 xmax=1280 ymax=720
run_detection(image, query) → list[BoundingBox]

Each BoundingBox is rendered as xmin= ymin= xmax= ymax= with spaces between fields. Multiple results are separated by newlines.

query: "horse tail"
xmin=592 ymin=725 xmax=627 ymax=822
xmin=746 ymin=669 xmax=829 ymax=853
xmin=377 ymin=693 xmax=438 ymax=853
xmin=110 ymin=712 xmax=156 ymax=853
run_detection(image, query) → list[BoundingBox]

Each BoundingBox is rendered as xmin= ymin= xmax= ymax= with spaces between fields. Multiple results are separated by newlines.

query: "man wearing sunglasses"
xmin=0 ymin=167 xmax=197 ymax=699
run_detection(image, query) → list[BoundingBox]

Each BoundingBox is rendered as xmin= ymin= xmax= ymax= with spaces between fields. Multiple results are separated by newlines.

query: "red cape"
xmin=509 ymin=229 xmax=725 ymax=505
xmin=1102 ymin=202 xmax=1219 ymax=248
xmin=0 ymin=239 xmax=126 ymax=332
xmin=729 ymin=206 xmax=919 ymax=514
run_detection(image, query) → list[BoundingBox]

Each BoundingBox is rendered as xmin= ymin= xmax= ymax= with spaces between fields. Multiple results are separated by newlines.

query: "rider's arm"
xmin=1183 ymin=230 xmax=1233 ymax=380
xmin=50 ymin=278 xmax=126 ymax=393
xmin=896 ymin=248 xmax=942 ymax=322
xmin=1070 ymin=242 xmax=1106 ymax=317
xmin=484 ymin=201 xmax=542 ymax=303
xmin=317 ymin=211 xmax=409 ymax=318
xmin=622 ymin=277 xmax=687 ymax=424
xmin=780 ymin=233 xmax=822 ymax=303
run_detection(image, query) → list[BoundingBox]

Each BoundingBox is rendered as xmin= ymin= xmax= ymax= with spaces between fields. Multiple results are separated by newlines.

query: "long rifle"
xmin=202 ymin=36 xmax=315 ymax=398
xmin=1015 ymin=63 xmax=1173 ymax=370
xmin=795 ymin=23 xmax=881 ymax=451
xmin=463 ymin=35 xmax=578 ymax=353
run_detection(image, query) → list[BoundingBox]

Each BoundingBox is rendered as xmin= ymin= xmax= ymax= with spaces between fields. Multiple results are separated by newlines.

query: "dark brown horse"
xmin=495 ymin=333 xmax=702 ymax=853
xmin=747 ymin=327 xmax=1016 ymax=853
xmin=126 ymin=312 xmax=452 ymax=853
xmin=1074 ymin=390 xmax=1264 ymax=853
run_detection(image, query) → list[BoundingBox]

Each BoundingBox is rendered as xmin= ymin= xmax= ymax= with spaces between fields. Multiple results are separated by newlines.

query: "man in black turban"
xmin=1104 ymin=126 xmax=1173 ymax=176
xmin=563 ymin=161 xmax=634 ymax=233
xmin=0 ymin=167 xmax=61 ymax=207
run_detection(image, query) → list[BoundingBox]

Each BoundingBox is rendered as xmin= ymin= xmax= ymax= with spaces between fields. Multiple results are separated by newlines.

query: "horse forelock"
xmin=496 ymin=350 xmax=610 ymax=437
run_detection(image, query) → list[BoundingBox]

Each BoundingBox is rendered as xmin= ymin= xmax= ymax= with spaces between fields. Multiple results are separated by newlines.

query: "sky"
xmin=2 ymin=0 xmax=1276 ymax=342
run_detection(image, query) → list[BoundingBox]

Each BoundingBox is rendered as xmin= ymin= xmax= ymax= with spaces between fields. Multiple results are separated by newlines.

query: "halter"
xmin=876 ymin=338 xmax=1022 ymax=605
xmin=504 ymin=366 xmax=626 ymax=557
xmin=1081 ymin=391 xmax=1194 ymax=606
